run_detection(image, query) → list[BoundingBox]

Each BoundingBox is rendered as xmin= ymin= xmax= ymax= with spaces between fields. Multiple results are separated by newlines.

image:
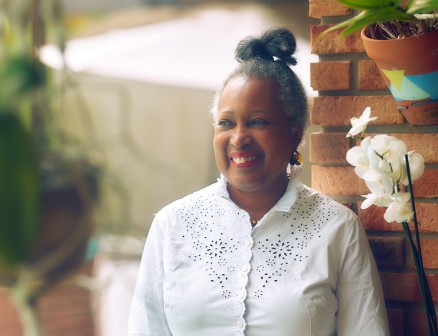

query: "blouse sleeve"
xmin=336 ymin=218 xmax=390 ymax=336
xmin=128 ymin=210 xmax=172 ymax=336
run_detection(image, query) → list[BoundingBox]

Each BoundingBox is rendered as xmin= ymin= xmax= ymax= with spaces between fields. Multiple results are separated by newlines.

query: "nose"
xmin=230 ymin=125 xmax=251 ymax=149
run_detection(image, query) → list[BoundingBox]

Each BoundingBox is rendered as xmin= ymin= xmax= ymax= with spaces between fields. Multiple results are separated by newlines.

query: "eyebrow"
xmin=217 ymin=110 xmax=268 ymax=116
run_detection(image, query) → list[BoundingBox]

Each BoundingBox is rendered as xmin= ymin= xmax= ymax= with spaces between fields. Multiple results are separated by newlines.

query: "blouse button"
xmin=240 ymin=265 xmax=249 ymax=273
xmin=237 ymin=290 xmax=246 ymax=299
xmin=236 ymin=319 xmax=245 ymax=328
xmin=245 ymin=239 xmax=252 ymax=247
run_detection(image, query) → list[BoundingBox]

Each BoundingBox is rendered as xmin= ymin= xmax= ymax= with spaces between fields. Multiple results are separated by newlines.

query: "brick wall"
xmin=308 ymin=1 xmax=438 ymax=335
xmin=0 ymin=262 xmax=95 ymax=336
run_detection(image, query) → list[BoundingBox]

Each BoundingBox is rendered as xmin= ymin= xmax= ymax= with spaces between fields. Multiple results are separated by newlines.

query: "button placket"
xmin=236 ymin=318 xmax=245 ymax=329
xmin=232 ymin=207 xmax=253 ymax=334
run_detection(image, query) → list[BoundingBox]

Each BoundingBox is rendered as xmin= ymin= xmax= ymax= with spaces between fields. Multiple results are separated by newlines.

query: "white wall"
xmin=62 ymin=0 xmax=145 ymax=13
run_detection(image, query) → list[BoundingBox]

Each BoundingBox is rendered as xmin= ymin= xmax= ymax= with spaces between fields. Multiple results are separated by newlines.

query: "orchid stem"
xmin=404 ymin=155 xmax=422 ymax=267
xmin=402 ymin=222 xmax=436 ymax=335
xmin=403 ymin=154 xmax=437 ymax=336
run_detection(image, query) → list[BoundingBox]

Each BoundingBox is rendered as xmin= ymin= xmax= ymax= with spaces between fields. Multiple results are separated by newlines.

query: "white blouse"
xmin=129 ymin=168 xmax=390 ymax=336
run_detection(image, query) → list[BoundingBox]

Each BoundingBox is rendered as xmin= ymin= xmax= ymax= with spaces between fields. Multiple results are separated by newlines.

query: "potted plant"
xmin=0 ymin=1 xmax=99 ymax=335
xmin=323 ymin=0 xmax=438 ymax=126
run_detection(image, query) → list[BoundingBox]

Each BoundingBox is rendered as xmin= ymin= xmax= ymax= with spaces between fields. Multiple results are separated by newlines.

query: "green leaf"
xmin=324 ymin=7 xmax=415 ymax=36
xmin=407 ymin=0 xmax=438 ymax=14
xmin=335 ymin=0 xmax=394 ymax=10
xmin=0 ymin=112 xmax=39 ymax=267
xmin=0 ymin=54 xmax=46 ymax=110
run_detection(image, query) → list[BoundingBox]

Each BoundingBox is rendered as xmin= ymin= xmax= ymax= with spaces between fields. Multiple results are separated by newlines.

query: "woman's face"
xmin=213 ymin=77 xmax=300 ymax=194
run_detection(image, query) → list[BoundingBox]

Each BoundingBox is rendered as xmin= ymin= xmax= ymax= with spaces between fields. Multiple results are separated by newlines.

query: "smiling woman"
xmin=213 ymin=77 xmax=295 ymax=214
xmin=129 ymin=27 xmax=390 ymax=336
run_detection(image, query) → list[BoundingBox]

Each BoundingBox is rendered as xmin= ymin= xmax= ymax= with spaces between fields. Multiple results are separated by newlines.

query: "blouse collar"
xmin=216 ymin=165 xmax=303 ymax=213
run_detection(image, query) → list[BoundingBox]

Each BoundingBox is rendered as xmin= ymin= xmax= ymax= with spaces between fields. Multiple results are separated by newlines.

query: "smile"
xmin=231 ymin=156 xmax=257 ymax=164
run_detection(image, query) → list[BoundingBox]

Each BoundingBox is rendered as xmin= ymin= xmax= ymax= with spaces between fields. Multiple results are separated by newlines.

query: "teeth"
xmin=233 ymin=156 xmax=256 ymax=164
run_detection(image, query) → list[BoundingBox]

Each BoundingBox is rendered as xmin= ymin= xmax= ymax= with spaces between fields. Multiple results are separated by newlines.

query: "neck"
xmin=227 ymin=175 xmax=289 ymax=222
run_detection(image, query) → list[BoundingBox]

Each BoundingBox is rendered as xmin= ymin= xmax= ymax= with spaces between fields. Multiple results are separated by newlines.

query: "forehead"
xmin=218 ymin=77 xmax=282 ymax=113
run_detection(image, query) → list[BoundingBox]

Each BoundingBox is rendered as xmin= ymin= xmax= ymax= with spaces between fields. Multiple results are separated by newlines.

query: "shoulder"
xmin=290 ymin=184 xmax=359 ymax=235
xmin=299 ymin=184 xmax=356 ymax=218
xmin=155 ymin=181 xmax=224 ymax=221
xmin=148 ymin=181 xmax=226 ymax=240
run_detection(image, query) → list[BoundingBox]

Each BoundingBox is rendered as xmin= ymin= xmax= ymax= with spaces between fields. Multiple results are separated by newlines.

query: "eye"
xmin=249 ymin=118 xmax=269 ymax=126
xmin=217 ymin=119 xmax=234 ymax=127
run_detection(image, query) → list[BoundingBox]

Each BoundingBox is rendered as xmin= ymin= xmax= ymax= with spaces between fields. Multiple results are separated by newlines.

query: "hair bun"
xmin=235 ymin=27 xmax=298 ymax=66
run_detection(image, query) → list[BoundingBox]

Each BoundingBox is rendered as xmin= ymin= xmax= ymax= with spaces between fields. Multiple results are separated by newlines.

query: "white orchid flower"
xmin=370 ymin=134 xmax=407 ymax=159
xmin=368 ymin=134 xmax=408 ymax=182
xmin=401 ymin=151 xmax=425 ymax=185
xmin=346 ymin=107 xmax=378 ymax=138
xmin=361 ymin=192 xmax=393 ymax=209
xmin=346 ymin=137 xmax=372 ymax=178
xmin=383 ymin=193 xmax=413 ymax=223
xmin=347 ymin=146 xmax=368 ymax=177
xmin=364 ymin=174 xmax=395 ymax=197
xmin=367 ymin=145 xmax=392 ymax=174
xmin=361 ymin=177 xmax=394 ymax=209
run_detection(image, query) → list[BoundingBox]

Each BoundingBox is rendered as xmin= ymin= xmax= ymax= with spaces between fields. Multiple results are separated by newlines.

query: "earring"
xmin=289 ymin=151 xmax=302 ymax=165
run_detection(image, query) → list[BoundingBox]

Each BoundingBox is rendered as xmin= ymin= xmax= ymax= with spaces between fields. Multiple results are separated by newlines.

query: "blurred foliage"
xmin=0 ymin=0 xmax=98 ymax=285
xmin=0 ymin=112 xmax=39 ymax=267
xmin=324 ymin=0 xmax=438 ymax=38
xmin=0 ymin=1 xmax=48 ymax=272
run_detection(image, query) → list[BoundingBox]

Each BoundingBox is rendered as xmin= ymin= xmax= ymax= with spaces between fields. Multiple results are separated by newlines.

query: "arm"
xmin=128 ymin=211 xmax=172 ymax=336
xmin=336 ymin=218 xmax=390 ymax=336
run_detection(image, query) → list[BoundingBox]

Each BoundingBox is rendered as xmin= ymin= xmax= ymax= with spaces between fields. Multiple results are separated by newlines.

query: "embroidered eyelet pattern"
xmin=251 ymin=188 xmax=343 ymax=297
xmin=178 ymin=191 xmax=242 ymax=300
xmin=172 ymin=181 xmax=347 ymax=335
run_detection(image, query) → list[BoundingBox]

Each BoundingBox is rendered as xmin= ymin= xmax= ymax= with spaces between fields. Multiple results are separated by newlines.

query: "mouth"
xmin=229 ymin=152 xmax=260 ymax=167
xmin=231 ymin=156 xmax=257 ymax=164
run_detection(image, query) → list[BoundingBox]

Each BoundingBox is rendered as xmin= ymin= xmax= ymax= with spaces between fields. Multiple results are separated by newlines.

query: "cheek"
xmin=213 ymin=133 xmax=227 ymax=160
xmin=261 ymin=132 xmax=294 ymax=159
xmin=262 ymin=132 xmax=288 ymax=149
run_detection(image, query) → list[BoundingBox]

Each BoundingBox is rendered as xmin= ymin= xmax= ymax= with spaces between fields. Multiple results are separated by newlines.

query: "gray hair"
xmin=210 ymin=27 xmax=308 ymax=139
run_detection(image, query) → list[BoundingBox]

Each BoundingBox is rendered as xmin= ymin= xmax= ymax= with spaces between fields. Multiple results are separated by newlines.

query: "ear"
xmin=290 ymin=127 xmax=303 ymax=150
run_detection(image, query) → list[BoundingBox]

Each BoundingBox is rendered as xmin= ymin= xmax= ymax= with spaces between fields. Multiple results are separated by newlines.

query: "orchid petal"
xmin=346 ymin=146 xmax=367 ymax=167
xmin=401 ymin=151 xmax=425 ymax=185
xmin=346 ymin=107 xmax=378 ymax=137
xmin=384 ymin=200 xmax=413 ymax=223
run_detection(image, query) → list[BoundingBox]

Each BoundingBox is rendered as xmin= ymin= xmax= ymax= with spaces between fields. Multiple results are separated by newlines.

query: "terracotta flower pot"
xmin=361 ymin=28 xmax=438 ymax=126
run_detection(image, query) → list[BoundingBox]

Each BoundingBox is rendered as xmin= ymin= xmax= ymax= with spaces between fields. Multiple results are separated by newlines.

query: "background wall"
xmin=308 ymin=0 xmax=438 ymax=335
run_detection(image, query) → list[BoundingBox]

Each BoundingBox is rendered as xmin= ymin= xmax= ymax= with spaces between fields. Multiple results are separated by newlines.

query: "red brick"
xmin=408 ymin=310 xmax=438 ymax=336
xmin=368 ymin=237 xmax=405 ymax=268
xmin=311 ymin=166 xmax=367 ymax=195
xmin=407 ymin=239 xmax=438 ymax=270
xmin=309 ymin=0 xmax=351 ymax=18
xmin=310 ymin=61 xmax=352 ymax=91
xmin=358 ymin=60 xmax=387 ymax=90
xmin=380 ymin=272 xmax=438 ymax=303
xmin=309 ymin=132 xmax=350 ymax=163
xmin=39 ymin=282 xmax=95 ymax=336
xmin=311 ymin=96 xmax=404 ymax=126
xmin=359 ymin=203 xmax=438 ymax=233
xmin=415 ymin=203 xmax=438 ymax=233
xmin=387 ymin=308 xmax=405 ymax=336
xmin=413 ymin=169 xmax=438 ymax=198
xmin=394 ymin=133 xmax=438 ymax=163
xmin=0 ymin=263 xmax=95 ymax=336
xmin=310 ymin=25 xmax=364 ymax=55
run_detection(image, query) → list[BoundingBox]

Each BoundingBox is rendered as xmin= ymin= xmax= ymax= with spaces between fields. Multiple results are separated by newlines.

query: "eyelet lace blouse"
xmin=129 ymin=167 xmax=389 ymax=336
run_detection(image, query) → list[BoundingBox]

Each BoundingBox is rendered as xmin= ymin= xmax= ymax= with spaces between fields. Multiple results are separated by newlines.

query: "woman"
xmin=129 ymin=27 xmax=389 ymax=336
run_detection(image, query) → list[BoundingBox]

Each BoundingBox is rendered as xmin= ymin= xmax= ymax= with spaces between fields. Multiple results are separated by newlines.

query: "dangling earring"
xmin=289 ymin=151 xmax=302 ymax=165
